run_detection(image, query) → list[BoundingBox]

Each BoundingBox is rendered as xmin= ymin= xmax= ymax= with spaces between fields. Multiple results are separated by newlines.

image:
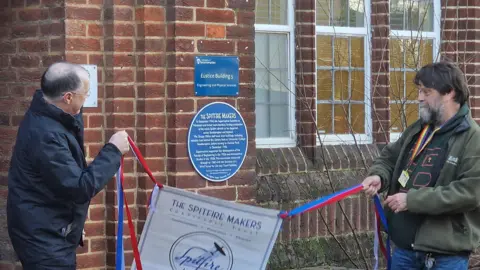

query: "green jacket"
xmin=368 ymin=104 xmax=480 ymax=254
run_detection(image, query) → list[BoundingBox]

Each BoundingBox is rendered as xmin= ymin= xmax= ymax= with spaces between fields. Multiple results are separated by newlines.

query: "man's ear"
xmin=62 ymin=92 xmax=73 ymax=105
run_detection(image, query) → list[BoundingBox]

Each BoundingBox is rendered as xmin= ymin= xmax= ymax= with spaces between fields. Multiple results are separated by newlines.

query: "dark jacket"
xmin=7 ymin=90 xmax=122 ymax=266
xmin=368 ymin=104 xmax=480 ymax=255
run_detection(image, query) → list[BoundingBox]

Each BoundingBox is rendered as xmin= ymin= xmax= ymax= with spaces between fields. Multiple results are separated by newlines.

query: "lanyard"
xmin=408 ymin=125 xmax=441 ymax=167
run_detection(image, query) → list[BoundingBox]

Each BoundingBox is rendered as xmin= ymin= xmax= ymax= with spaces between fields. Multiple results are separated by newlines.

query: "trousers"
xmin=391 ymin=247 xmax=469 ymax=270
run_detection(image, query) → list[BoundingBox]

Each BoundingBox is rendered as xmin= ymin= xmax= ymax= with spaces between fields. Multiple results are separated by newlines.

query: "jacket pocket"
xmin=415 ymin=215 xmax=472 ymax=253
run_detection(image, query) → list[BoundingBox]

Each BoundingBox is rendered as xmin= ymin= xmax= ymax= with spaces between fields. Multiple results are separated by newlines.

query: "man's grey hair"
xmin=41 ymin=62 xmax=90 ymax=99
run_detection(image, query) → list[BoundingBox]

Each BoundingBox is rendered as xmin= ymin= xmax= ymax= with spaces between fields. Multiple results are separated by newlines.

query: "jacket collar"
xmin=29 ymin=89 xmax=83 ymax=132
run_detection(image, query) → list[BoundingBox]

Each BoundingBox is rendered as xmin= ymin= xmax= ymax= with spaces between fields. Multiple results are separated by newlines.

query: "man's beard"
xmin=419 ymin=102 xmax=444 ymax=126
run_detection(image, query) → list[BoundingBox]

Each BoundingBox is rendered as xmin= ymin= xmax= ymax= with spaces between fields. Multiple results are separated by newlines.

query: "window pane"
xmin=317 ymin=104 xmax=333 ymax=134
xmin=419 ymin=1 xmax=434 ymax=31
xmin=334 ymin=104 xmax=349 ymax=134
xmin=334 ymin=71 xmax=349 ymax=100
xmin=390 ymin=71 xmax=404 ymax=100
xmin=334 ymin=38 xmax=349 ymax=67
xmin=316 ymin=0 xmax=331 ymax=25
xmin=332 ymin=0 xmax=348 ymax=27
xmin=389 ymin=103 xmax=419 ymax=133
xmin=255 ymin=0 xmax=270 ymax=24
xmin=419 ymin=39 xmax=433 ymax=67
xmin=390 ymin=0 xmax=404 ymax=30
xmin=351 ymin=37 xmax=364 ymax=67
xmin=255 ymin=0 xmax=288 ymax=25
xmin=349 ymin=0 xmax=365 ymax=27
xmin=390 ymin=0 xmax=434 ymax=31
xmin=317 ymin=70 xmax=332 ymax=100
xmin=351 ymin=71 xmax=364 ymax=101
xmin=254 ymin=33 xmax=290 ymax=139
xmin=268 ymin=35 xmax=288 ymax=69
xmin=390 ymin=39 xmax=404 ymax=69
xmin=255 ymin=70 xmax=269 ymax=103
xmin=405 ymin=0 xmax=420 ymax=31
xmin=317 ymin=0 xmax=364 ymax=27
xmin=390 ymin=103 xmax=403 ymax=132
xmin=405 ymin=104 xmax=419 ymax=126
xmin=351 ymin=104 xmax=365 ymax=133
xmin=404 ymin=39 xmax=420 ymax=69
xmin=317 ymin=36 xmax=333 ymax=66
xmin=405 ymin=71 xmax=417 ymax=101
xmin=255 ymin=33 xmax=268 ymax=69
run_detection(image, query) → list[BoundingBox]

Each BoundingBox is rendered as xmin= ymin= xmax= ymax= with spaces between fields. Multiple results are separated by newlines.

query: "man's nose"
xmin=418 ymin=91 xmax=424 ymax=102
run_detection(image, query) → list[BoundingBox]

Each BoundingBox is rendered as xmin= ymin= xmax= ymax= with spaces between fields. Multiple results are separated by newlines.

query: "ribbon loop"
xmin=116 ymin=137 xmax=391 ymax=270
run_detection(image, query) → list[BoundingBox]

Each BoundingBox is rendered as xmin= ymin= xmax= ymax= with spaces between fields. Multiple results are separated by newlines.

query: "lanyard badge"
xmin=398 ymin=125 xmax=440 ymax=188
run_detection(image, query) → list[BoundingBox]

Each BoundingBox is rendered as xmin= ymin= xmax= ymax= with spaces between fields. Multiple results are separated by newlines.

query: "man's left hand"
xmin=384 ymin=193 xmax=408 ymax=213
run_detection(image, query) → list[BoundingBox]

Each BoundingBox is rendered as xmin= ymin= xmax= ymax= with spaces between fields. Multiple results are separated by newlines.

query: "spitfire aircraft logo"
xmin=169 ymin=232 xmax=234 ymax=270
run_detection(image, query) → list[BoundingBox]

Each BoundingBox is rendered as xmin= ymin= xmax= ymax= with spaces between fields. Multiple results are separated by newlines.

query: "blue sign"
xmin=194 ymin=56 xmax=239 ymax=96
xmin=187 ymin=102 xmax=248 ymax=182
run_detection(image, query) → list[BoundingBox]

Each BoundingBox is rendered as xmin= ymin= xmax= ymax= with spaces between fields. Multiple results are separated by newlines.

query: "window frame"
xmin=389 ymin=0 xmax=441 ymax=142
xmin=315 ymin=0 xmax=373 ymax=145
xmin=254 ymin=0 xmax=297 ymax=148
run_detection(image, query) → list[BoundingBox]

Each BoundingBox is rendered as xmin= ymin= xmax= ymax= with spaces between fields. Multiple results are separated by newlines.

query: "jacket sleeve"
xmin=34 ymin=132 xmax=122 ymax=204
xmin=367 ymin=135 xmax=404 ymax=193
xmin=407 ymin=153 xmax=480 ymax=215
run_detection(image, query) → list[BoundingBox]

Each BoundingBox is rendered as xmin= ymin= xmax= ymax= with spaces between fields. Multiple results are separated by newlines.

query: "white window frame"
xmin=315 ymin=0 xmax=373 ymax=145
xmin=389 ymin=0 xmax=441 ymax=142
xmin=254 ymin=0 xmax=296 ymax=148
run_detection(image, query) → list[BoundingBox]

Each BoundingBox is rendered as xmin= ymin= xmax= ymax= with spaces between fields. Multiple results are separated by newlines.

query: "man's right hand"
xmin=109 ymin=130 xmax=130 ymax=155
xmin=362 ymin=175 xmax=382 ymax=196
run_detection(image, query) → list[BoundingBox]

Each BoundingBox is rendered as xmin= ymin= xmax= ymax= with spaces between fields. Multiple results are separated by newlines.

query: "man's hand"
xmin=384 ymin=193 xmax=408 ymax=213
xmin=362 ymin=175 xmax=382 ymax=196
xmin=109 ymin=130 xmax=130 ymax=154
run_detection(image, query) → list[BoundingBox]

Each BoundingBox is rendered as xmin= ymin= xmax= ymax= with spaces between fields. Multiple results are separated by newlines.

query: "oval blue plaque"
xmin=187 ymin=102 xmax=248 ymax=182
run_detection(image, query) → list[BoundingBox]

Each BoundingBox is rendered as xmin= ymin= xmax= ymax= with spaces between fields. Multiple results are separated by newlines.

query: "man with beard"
xmin=362 ymin=61 xmax=480 ymax=269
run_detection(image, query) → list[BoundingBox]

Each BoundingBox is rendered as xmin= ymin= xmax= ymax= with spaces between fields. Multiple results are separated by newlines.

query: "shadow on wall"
xmin=0 ymin=194 xmax=17 ymax=263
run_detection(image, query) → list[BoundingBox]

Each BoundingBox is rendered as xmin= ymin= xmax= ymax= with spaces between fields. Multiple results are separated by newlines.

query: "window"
xmin=389 ymin=0 xmax=441 ymax=142
xmin=254 ymin=0 xmax=296 ymax=148
xmin=316 ymin=0 xmax=372 ymax=145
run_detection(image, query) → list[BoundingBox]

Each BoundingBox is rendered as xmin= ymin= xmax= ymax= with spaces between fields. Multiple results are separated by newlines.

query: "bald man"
xmin=7 ymin=62 xmax=130 ymax=269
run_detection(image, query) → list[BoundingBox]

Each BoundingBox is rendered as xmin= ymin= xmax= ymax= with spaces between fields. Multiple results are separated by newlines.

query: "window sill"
xmin=256 ymin=138 xmax=296 ymax=148
xmin=316 ymin=133 xmax=373 ymax=145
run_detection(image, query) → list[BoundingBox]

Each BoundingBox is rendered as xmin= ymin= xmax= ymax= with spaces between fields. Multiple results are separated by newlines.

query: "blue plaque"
xmin=194 ymin=56 xmax=239 ymax=96
xmin=187 ymin=102 xmax=248 ymax=182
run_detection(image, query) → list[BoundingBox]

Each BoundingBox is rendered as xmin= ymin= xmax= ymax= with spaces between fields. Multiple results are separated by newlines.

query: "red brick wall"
xmin=0 ymin=0 xmax=66 ymax=267
xmin=62 ymin=0 xmax=169 ymax=268
xmin=371 ymin=0 xmax=390 ymax=145
xmin=0 ymin=0 xmax=256 ymax=269
xmin=295 ymin=0 xmax=316 ymax=160
xmin=441 ymin=0 xmax=480 ymax=121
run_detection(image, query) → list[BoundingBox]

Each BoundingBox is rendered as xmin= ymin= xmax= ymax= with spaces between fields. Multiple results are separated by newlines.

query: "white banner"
xmin=132 ymin=186 xmax=283 ymax=270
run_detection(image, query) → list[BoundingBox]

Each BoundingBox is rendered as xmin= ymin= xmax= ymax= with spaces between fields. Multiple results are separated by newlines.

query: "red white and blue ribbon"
xmin=279 ymin=184 xmax=364 ymax=219
xmin=115 ymin=159 xmax=125 ymax=270
xmin=115 ymin=137 xmax=165 ymax=270
xmin=373 ymin=194 xmax=391 ymax=270
xmin=116 ymin=138 xmax=391 ymax=270
xmin=278 ymin=184 xmax=391 ymax=270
